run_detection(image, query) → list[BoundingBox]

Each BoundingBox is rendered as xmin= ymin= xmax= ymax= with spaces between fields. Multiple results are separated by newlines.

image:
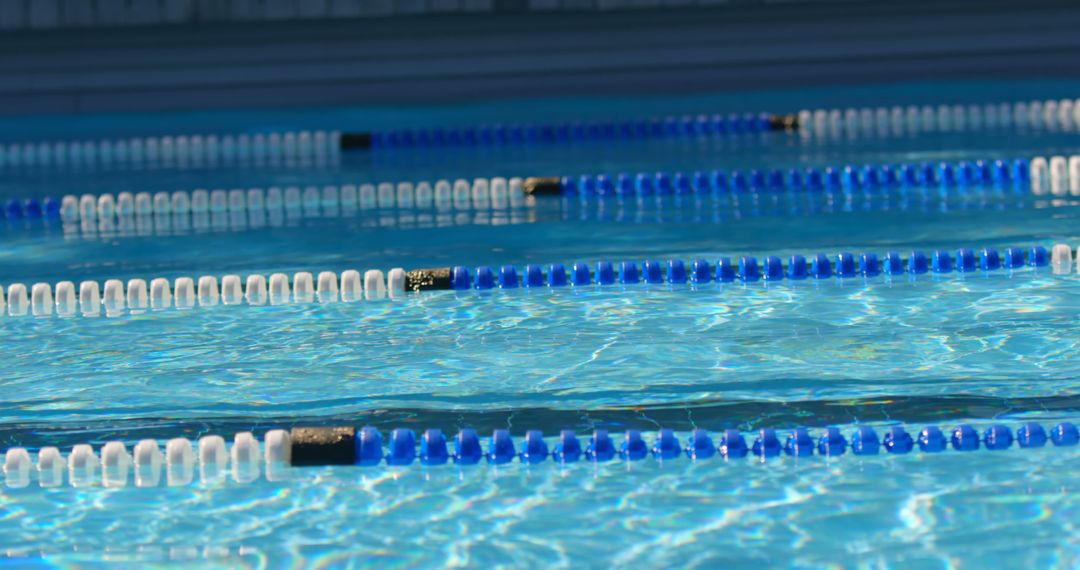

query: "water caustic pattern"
xmin=5 ymin=82 xmax=1080 ymax=566
xmin=3 ymin=276 xmax=1080 ymax=426
xmin=1 ymin=450 xmax=1078 ymax=568
xmin=2 ymin=185 xmax=1080 ymax=287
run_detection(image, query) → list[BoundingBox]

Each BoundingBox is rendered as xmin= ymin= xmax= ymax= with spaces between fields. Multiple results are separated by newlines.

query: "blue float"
xmin=909 ymin=251 xmax=929 ymax=274
xmin=851 ymin=426 xmax=880 ymax=455
xmin=883 ymin=251 xmax=904 ymax=276
xmin=498 ymin=265 xmax=519 ymax=288
xmin=716 ymin=257 xmax=736 ymax=282
xmin=643 ymin=260 xmax=664 ymax=284
xmin=1029 ymin=246 xmax=1049 ymax=267
xmin=918 ymin=426 xmax=947 ymax=452
xmin=571 ymin=263 xmax=591 ymax=286
xmin=488 ymin=430 xmax=517 ymax=464
xmin=811 ymin=254 xmax=832 ymax=279
xmin=836 ymin=252 xmax=856 ymax=278
xmin=788 ymin=255 xmax=808 ymax=280
xmin=518 ymin=265 xmax=542 ymax=288
xmin=763 ymin=256 xmax=784 ymax=281
xmin=951 ymin=424 xmax=980 ymax=451
xmin=980 ymin=248 xmax=1001 ymax=271
xmin=595 ymin=261 xmax=616 ymax=285
xmin=667 ymin=260 xmax=688 ymax=284
xmin=691 ymin=259 xmax=712 ymax=283
xmin=548 ymin=263 xmax=568 ymax=287
xmin=387 ymin=428 xmax=417 ymax=466
xmin=860 ymin=253 xmax=881 ymax=277
xmin=475 ymin=266 xmax=495 ymax=290
xmin=739 ymin=256 xmax=761 ymax=282
xmin=817 ymin=427 xmax=847 ymax=456
xmin=752 ymin=429 xmax=782 ymax=458
xmin=983 ymin=425 xmax=1013 ymax=450
xmin=1017 ymin=423 xmax=1048 ymax=448
xmin=1052 ymin=422 xmax=1079 ymax=446
xmin=1003 ymin=247 xmax=1025 ymax=269
xmin=621 ymin=430 xmax=649 ymax=461
xmin=43 ymin=197 xmax=61 ymax=218
xmin=454 ymin=429 xmax=484 ymax=465
xmin=932 ymin=250 xmax=952 ymax=273
xmin=784 ymin=428 xmax=814 ymax=457
xmin=652 ymin=429 xmax=681 ymax=460
xmin=23 ymin=199 xmax=42 ymax=219
xmin=586 ymin=430 xmax=616 ymax=462
xmin=883 ymin=427 xmax=914 ymax=454
xmin=355 ymin=426 xmax=384 ymax=467
xmin=685 ymin=429 xmax=715 ymax=460
xmin=451 ymin=266 xmax=471 ymax=290
xmin=420 ymin=429 xmax=449 ymax=465
xmin=720 ymin=430 xmax=748 ymax=458
xmin=552 ymin=430 xmax=582 ymax=463
xmin=955 ymin=248 xmax=976 ymax=272
xmin=521 ymin=430 xmax=549 ymax=464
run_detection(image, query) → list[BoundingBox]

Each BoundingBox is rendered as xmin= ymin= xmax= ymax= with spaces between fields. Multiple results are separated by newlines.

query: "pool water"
xmin=2 ymin=80 xmax=1080 ymax=568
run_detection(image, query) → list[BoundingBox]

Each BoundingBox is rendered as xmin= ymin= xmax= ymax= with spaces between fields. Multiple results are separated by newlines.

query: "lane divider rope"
xmin=3 ymin=422 xmax=1077 ymax=488
xmin=427 ymin=246 xmax=1069 ymax=292
xmin=797 ymin=98 xmax=1080 ymax=138
xmin=6 ymin=154 xmax=1078 ymax=223
xmin=360 ymin=98 xmax=1080 ymax=150
xmin=0 ymin=268 xmax=403 ymax=317
xmin=0 ymin=182 xmax=1060 ymax=240
xmin=3 ymin=97 xmax=1075 ymax=169
xmin=32 ymin=178 xmax=528 ymax=224
xmin=350 ymin=112 xmax=793 ymax=150
xmin=0 ymin=130 xmax=340 ymax=169
xmin=51 ymin=185 xmax=1035 ymax=241
xmin=541 ymin=156 xmax=1080 ymax=197
xmin=1 ymin=244 xmax=1077 ymax=319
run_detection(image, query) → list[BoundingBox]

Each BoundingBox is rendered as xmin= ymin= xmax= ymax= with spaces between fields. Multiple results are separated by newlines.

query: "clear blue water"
xmin=2 ymin=80 xmax=1080 ymax=567
xmin=2 ymin=443 xmax=1078 ymax=568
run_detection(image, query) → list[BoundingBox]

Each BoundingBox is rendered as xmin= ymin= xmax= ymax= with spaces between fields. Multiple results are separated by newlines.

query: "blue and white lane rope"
xmin=2 ymin=98 xmax=1076 ymax=169
xmin=0 ymin=130 xmax=340 ymax=169
xmin=552 ymin=156 xmax=1080 ymax=198
xmin=1 ymin=244 xmax=1077 ymax=319
xmin=5 ymin=153 xmax=1076 ymax=224
xmin=15 ymin=180 xmax=1062 ymax=241
xmin=3 ymin=422 xmax=1078 ymax=487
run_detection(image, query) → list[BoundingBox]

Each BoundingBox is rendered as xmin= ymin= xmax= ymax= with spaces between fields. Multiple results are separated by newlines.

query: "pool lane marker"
xmin=3 ymin=98 xmax=1075 ymax=171
xmin=37 ymin=177 xmax=528 ymax=224
xmin=3 ymin=268 xmax=403 ymax=317
xmin=1 ymin=244 xmax=1076 ymax=318
xmin=547 ymin=155 xmax=1080 ymax=198
xmin=350 ymin=112 xmax=796 ymax=150
xmin=424 ymin=245 xmax=1065 ymax=292
xmin=6 ymin=154 xmax=1075 ymax=224
xmin=0 ymin=130 xmax=339 ymax=169
xmin=798 ymin=98 xmax=1080 ymax=138
xmin=355 ymin=98 xmax=1080 ymax=150
xmin=3 ymin=422 xmax=1077 ymax=487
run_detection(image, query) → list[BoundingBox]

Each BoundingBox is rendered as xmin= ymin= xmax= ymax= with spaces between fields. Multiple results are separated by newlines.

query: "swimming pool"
xmin=2 ymin=80 xmax=1080 ymax=567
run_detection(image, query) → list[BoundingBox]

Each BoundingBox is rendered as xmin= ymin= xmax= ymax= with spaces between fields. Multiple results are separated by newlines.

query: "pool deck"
xmin=2 ymin=0 xmax=1080 ymax=115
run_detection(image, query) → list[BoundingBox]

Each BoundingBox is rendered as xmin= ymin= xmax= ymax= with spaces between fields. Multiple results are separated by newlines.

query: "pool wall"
xmin=2 ymin=0 xmax=1080 ymax=115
